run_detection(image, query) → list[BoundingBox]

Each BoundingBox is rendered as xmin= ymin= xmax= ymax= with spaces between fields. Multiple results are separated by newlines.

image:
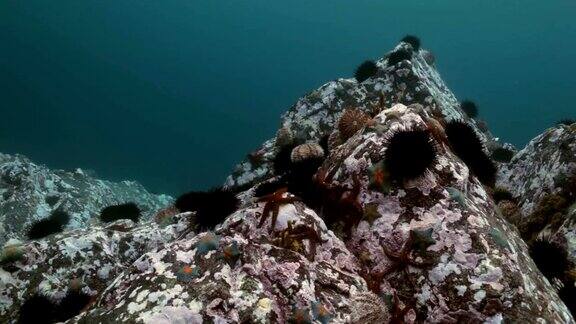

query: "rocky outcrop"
xmin=497 ymin=123 xmax=576 ymax=248
xmin=224 ymin=43 xmax=503 ymax=190
xmin=1 ymin=42 xmax=574 ymax=323
xmin=0 ymin=152 xmax=173 ymax=245
xmin=0 ymin=213 xmax=191 ymax=322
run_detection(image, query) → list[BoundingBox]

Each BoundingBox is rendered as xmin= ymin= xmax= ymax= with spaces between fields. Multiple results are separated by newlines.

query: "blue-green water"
xmin=1 ymin=1 xmax=575 ymax=195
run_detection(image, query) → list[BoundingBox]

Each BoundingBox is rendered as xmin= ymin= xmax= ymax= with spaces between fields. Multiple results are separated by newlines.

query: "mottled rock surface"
xmin=498 ymin=123 xmax=576 ymax=251
xmin=224 ymin=43 xmax=503 ymax=190
xmin=1 ymin=42 xmax=574 ymax=323
xmin=0 ymin=212 xmax=191 ymax=322
xmin=0 ymin=152 xmax=173 ymax=245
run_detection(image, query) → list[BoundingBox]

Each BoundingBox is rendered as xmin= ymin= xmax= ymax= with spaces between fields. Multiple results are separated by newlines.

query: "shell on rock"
xmin=290 ymin=142 xmax=325 ymax=163
xmin=350 ymin=292 xmax=390 ymax=324
xmin=338 ymin=109 xmax=371 ymax=142
xmin=276 ymin=125 xmax=294 ymax=148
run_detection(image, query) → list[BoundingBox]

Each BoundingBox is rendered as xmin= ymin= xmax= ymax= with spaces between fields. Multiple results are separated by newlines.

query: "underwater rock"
xmin=497 ymin=125 xmax=576 ymax=241
xmin=72 ymin=201 xmax=364 ymax=323
xmin=0 ymin=152 xmax=173 ymax=246
xmin=1 ymin=42 xmax=574 ymax=323
xmin=0 ymin=213 xmax=192 ymax=322
xmin=321 ymin=103 xmax=571 ymax=322
xmin=224 ymin=42 xmax=503 ymax=190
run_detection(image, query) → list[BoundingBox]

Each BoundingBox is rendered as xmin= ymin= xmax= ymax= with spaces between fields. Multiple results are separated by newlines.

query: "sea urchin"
xmin=385 ymin=129 xmax=437 ymax=181
xmin=529 ymin=238 xmax=571 ymax=282
xmin=445 ymin=120 xmax=497 ymax=186
xmin=175 ymin=187 xmax=240 ymax=230
xmin=354 ymin=60 xmax=378 ymax=83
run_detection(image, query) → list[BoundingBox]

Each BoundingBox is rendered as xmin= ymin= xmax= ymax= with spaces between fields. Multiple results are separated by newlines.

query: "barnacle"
xmin=338 ymin=109 xmax=371 ymax=142
xmin=350 ymin=292 xmax=390 ymax=323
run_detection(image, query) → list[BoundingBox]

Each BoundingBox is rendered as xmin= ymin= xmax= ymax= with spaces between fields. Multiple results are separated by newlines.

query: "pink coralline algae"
xmin=3 ymin=42 xmax=575 ymax=323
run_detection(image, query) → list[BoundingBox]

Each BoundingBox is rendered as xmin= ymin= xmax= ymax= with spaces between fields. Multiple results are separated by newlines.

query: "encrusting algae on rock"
xmin=1 ymin=38 xmax=575 ymax=323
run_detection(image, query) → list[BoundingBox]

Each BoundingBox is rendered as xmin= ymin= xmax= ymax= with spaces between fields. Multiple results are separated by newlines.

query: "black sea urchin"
xmin=354 ymin=60 xmax=378 ymax=83
xmin=18 ymin=294 xmax=57 ymax=324
xmin=492 ymin=187 xmax=515 ymax=203
xmin=55 ymin=290 xmax=93 ymax=322
xmin=272 ymin=143 xmax=297 ymax=176
xmin=445 ymin=121 xmax=497 ymax=186
xmin=175 ymin=187 xmax=240 ymax=230
xmin=27 ymin=210 xmax=71 ymax=240
xmin=385 ymin=129 xmax=437 ymax=181
xmin=460 ymin=100 xmax=479 ymax=118
xmin=100 ymin=202 xmax=141 ymax=223
xmin=559 ymin=282 xmax=576 ymax=316
xmin=401 ymin=35 xmax=421 ymax=51
xmin=491 ymin=147 xmax=515 ymax=163
xmin=254 ymin=178 xmax=287 ymax=198
xmin=557 ymin=119 xmax=575 ymax=126
xmin=387 ymin=49 xmax=412 ymax=66
xmin=529 ymin=238 xmax=571 ymax=282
